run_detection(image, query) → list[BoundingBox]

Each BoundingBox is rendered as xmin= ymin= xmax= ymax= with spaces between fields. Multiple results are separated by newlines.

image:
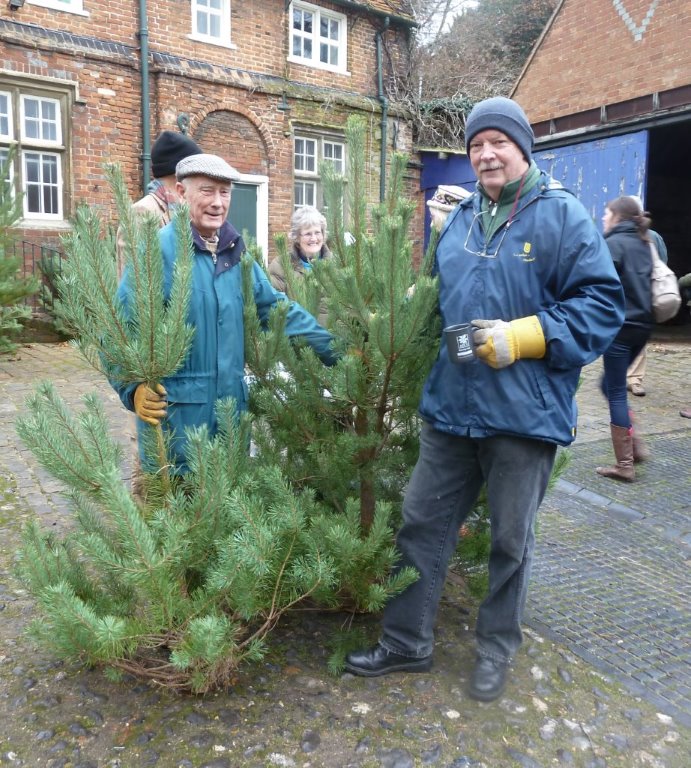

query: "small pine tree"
xmin=242 ymin=115 xmax=440 ymax=611
xmin=16 ymin=166 xmax=326 ymax=690
xmin=0 ymin=147 xmax=40 ymax=355
xmin=17 ymin=388 xmax=340 ymax=691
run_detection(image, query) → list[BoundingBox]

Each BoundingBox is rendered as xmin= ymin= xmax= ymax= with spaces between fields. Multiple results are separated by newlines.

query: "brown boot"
xmin=629 ymin=410 xmax=649 ymax=463
xmin=596 ymin=424 xmax=635 ymax=482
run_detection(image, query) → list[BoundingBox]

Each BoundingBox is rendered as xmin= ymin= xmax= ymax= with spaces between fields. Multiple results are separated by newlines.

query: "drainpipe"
xmin=138 ymin=0 xmax=151 ymax=194
xmin=375 ymin=17 xmax=390 ymax=202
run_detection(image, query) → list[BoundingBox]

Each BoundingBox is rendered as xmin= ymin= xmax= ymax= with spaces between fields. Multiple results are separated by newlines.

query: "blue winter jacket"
xmin=419 ymin=171 xmax=625 ymax=446
xmin=115 ymin=219 xmax=336 ymax=472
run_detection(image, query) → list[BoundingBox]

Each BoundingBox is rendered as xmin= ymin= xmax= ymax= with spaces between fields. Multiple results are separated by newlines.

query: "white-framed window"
xmin=288 ymin=1 xmax=348 ymax=74
xmin=0 ymin=81 xmax=68 ymax=221
xmin=293 ymin=133 xmax=345 ymax=210
xmin=190 ymin=0 xmax=233 ymax=48
xmin=27 ymin=0 xmax=88 ymax=16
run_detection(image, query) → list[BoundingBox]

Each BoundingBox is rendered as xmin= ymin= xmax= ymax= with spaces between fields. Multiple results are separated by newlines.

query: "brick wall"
xmin=513 ymin=0 xmax=691 ymax=124
xmin=0 ymin=0 xmax=420 ymax=264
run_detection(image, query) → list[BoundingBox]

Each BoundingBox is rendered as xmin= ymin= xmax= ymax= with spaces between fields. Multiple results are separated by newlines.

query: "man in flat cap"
xmin=113 ymin=153 xmax=336 ymax=476
xmin=346 ymin=97 xmax=625 ymax=702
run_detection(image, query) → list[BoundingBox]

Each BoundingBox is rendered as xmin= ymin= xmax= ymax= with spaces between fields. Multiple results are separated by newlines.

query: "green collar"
xmin=480 ymin=161 xmax=540 ymax=240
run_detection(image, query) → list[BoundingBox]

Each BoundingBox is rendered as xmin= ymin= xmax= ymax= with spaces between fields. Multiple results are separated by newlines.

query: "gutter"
xmin=375 ymin=16 xmax=390 ymax=201
xmin=138 ymin=0 xmax=151 ymax=193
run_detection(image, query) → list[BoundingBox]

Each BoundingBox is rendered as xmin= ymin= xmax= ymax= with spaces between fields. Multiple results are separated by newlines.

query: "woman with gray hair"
xmin=269 ymin=205 xmax=332 ymax=325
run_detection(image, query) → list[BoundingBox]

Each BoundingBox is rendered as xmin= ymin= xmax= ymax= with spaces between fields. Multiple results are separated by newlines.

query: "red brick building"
xmin=0 ymin=0 xmax=417 ymax=266
xmin=512 ymin=0 xmax=691 ymax=278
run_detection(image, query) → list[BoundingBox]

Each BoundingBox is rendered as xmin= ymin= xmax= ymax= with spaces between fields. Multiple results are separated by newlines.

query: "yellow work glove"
xmin=133 ymin=382 xmax=167 ymax=426
xmin=472 ymin=315 xmax=546 ymax=369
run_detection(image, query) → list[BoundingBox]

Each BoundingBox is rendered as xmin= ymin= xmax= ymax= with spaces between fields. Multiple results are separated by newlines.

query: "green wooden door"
xmin=228 ymin=182 xmax=257 ymax=243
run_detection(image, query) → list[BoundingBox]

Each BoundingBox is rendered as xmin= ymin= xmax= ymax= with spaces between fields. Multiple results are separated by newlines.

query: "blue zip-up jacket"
xmin=419 ymin=171 xmax=625 ymax=446
xmin=115 ymin=219 xmax=336 ymax=472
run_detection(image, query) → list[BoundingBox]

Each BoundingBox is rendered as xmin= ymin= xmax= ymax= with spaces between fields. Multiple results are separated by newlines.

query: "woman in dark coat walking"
xmin=597 ymin=195 xmax=654 ymax=481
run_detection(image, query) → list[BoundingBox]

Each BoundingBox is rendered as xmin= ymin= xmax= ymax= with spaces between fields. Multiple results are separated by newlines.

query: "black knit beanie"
xmin=151 ymin=131 xmax=202 ymax=178
xmin=465 ymin=97 xmax=534 ymax=161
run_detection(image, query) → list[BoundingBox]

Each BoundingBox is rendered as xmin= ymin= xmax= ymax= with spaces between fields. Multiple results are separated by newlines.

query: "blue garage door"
xmin=534 ymin=131 xmax=649 ymax=230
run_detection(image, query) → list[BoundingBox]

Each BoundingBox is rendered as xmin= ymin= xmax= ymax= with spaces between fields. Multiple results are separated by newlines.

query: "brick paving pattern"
xmin=528 ymin=334 xmax=691 ymax=726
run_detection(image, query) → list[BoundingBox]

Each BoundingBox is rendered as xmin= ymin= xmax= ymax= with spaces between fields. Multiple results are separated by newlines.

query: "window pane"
xmin=294 ymin=138 xmax=305 ymax=171
xmin=25 ymin=153 xmax=40 ymax=183
xmin=0 ymin=148 xmax=11 ymax=191
xmin=24 ymin=152 xmax=60 ymax=215
xmin=197 ymin=12 xmax=208 ymax=35
xmin=22 ymin=96 xmax=60 ymax=142
xmin=24 ymin=98 xmax=40 ymax=139
xmin=0 ymin=93 xmax=9 ymax=138
xmin=27 ymin=183 xmax=40 ymax=212
xmin=324 ymin=142 xmax=344 ymax=174
xmin=40 ymin=101 xmax=57 ymax=141
xmin=294 ymin=181 xmax=315 ymax=209
xmin=44 ymin=184 xmax=59 ymax=215
xmin=292 ymin=9 xmax=314 ymax=59
xmin=294 ymin=137 xmax=316 ymax=174
xmin=210 ymin=15 xmax=220 ymax=37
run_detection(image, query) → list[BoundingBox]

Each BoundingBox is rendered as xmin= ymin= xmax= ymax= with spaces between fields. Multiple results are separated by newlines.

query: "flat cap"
xmin=176 ymin=153 xmax=241 ymax=183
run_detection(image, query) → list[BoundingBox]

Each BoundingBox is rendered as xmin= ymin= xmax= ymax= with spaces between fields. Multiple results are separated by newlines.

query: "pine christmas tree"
xmin=0 ymin=146 xmax=40 ymax=355
xmin=242 ymin=116 xmax=441 ymax=611
xmin=14 ymin=166 xmax=340 ymax=690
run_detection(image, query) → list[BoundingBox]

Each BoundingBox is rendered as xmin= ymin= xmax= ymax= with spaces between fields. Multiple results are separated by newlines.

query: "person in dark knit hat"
xmin=150 ymin=130 xmax=202 ymax=177
xmin=115 ymin=130 xmax=202 ymax=497
xmin=117 ymin=130 xmax=202 ymax=276
xmin=464 ymin=96 xmax=534 ymax=162
xmin=345 ymin=96 xmax=625 ymax=703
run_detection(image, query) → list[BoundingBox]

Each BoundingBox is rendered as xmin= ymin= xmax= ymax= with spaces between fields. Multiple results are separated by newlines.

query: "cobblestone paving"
xmin=1 ymin=337 xmax=690 ymax=767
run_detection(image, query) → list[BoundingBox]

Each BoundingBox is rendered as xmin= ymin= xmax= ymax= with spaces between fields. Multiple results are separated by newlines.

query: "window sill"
xmin=27 ymin=2 xmax=89 ymax=16
xmin=187 ymin=34 xmax=237 ymax=51
xmin=287 ymin=56 xmax=350 ymax=77
xmin=18 ymin=218 xmax=70 ymax=229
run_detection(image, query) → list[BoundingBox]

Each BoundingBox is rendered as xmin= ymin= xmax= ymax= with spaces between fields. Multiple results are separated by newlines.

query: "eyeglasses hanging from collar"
xmin=462 ymin=172 xmax=528 ymax=260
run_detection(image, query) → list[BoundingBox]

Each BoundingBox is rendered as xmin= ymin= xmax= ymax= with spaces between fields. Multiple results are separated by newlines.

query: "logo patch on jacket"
xmin=513 ymin=242 xmax=535 ymax=262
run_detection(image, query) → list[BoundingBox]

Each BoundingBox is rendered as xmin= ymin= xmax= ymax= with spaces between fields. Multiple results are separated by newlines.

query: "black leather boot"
xmin=345 ymin=644 xmax=432 ymax=677
xmin=468 ymin=657 xmax=508 ymax=702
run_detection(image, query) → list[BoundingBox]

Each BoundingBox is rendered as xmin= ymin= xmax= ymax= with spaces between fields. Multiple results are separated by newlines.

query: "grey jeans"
xmin=381 ymin=423 xmax=557 ymax=664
